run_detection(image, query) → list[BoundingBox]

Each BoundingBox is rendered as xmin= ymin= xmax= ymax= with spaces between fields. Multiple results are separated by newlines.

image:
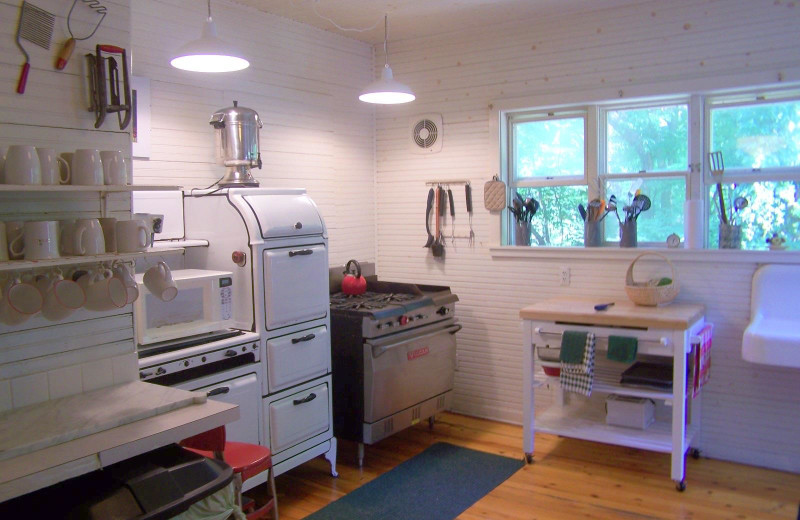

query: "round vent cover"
xmin=413 ymin=119 xmax=438 ymax=149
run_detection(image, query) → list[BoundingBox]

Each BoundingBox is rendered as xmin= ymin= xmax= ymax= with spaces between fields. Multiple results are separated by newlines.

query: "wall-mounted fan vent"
xmin=409 ymin=113 xmax=443 ymax=154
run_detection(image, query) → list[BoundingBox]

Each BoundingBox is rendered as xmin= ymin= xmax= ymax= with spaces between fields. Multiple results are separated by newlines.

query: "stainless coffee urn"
xmin=209 ymin=101 xmax=262 ymax=187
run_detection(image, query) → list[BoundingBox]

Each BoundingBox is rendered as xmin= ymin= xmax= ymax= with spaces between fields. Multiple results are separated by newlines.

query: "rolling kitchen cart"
xmin=520 ymin=298 xmax=705 ymax=490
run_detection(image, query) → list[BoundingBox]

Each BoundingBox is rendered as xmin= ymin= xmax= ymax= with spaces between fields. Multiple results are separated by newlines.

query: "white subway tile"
xmin=112 ymin=353 xmax=139 ymax=384
xmin=82 ymin=358 xmax=114 ymax=392
xmin=48 ymin=365 xmax=83 ymax=399
xmin=11 ymin=373 xmax=49 ymax=408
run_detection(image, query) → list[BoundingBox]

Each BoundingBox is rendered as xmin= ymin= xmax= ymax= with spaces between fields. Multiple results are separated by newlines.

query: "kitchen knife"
xmin=424 ymin=188 xmax=435 ymax=248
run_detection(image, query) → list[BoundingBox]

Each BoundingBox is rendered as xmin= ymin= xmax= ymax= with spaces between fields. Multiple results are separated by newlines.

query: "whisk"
xmin=55 ymin=0 xmax=107 ymax=70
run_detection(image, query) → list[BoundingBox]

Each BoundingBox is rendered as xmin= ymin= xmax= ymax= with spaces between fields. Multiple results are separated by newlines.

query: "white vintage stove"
xmin=134 ymin=187 xmax=337 ymax=484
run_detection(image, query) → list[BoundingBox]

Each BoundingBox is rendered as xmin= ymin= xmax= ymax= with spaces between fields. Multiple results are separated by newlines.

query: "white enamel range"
xmin=181 ymin=188 xmax=336 ymax=479
xmin=329 ymin=280 xmax=460 ymax=466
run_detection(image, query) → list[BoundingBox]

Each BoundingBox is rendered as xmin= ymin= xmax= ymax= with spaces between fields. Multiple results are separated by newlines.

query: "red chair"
xmin=180 ymin=426 xmax=278 ymax=520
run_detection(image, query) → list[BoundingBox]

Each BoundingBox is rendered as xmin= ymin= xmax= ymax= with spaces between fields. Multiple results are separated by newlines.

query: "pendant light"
xmin=170 ymin=0 xmax=249 ymax=73
xmin=359 ymin=15 xmax=415 ymax=104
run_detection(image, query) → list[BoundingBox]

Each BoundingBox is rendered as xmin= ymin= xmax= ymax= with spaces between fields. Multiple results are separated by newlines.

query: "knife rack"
xmin=86 ymin=44 xmax=131 ymax=130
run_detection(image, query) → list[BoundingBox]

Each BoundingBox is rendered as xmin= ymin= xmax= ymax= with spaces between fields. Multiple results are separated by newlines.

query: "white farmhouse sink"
xmin=742 ymin=264 xmax=800 ymax=368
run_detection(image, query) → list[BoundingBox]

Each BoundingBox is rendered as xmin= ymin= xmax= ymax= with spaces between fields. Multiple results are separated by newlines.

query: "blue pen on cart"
xmin=594 ymin=302 xmax=615 ymax=311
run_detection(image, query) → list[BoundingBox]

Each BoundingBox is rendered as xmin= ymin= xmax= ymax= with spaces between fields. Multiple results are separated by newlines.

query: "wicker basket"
xmin=624 ymin=252 xmax=680 ymax=306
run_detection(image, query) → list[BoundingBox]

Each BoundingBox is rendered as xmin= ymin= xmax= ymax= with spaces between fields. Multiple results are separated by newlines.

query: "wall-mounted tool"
xmin=56 ymin=0 xmax=107 ymax=70
xmin=14 ymin=1 xmax=55 ymax=94
xmin=86 ymin=44 xmax=131 ymax=129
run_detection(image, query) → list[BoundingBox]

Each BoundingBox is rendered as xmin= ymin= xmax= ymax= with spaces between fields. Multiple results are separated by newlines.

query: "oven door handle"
xmin=207 ymin=386 xmax=230 ymax=397
xmin=288 ymin=249 xmax=314 ymax=257
xmin=293 ymin=392 xmax=317 ymax=405
xmin=369 ymin=323 xmax=461 ymax=358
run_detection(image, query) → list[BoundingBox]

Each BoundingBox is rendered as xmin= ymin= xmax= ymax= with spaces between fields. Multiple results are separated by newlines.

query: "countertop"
xmin=0 ymin=382 xmax=238 ymax=502
xmin=519 ymin=298 xmax=705 ymax=329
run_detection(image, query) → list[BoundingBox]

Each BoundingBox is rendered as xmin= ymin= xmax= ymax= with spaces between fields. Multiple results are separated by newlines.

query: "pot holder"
xmin=483 ymin=175 xmax=506 ymax=211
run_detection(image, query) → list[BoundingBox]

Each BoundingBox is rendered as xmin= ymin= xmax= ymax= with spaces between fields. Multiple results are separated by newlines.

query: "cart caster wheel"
xmin=675 ymin=480 xmax=686 ymax=492
xmin=525 ymin=453 xmax=534 ymax=464
xmin=690 ymin=448 xmax=701 ymax=459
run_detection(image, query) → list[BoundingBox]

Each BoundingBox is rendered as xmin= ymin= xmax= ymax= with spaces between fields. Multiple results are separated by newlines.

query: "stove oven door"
xmin=363 ymin=320 xmax=460 ymax=423
xmin=262 ymin=244 xmax=328 ymax=330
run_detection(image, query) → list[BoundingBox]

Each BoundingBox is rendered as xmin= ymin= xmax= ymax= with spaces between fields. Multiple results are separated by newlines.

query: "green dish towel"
xmin=608 ymin=335 xmax=638 ymax=363
xmin=560 ymin=331 xmax=589 ymax=364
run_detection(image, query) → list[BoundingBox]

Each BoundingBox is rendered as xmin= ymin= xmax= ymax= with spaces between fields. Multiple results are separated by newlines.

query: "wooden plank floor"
xmin=254 ymin=413 xmax=799 ymax=519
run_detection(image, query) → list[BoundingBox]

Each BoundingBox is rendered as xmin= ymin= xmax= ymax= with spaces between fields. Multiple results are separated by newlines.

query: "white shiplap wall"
xmin=0 ymin=0 xmax=136 ymax=411
xmin=129 ymin=0 xmax=376 ymax=267
xmin=373 ymin=0 xmax=800 ymax=472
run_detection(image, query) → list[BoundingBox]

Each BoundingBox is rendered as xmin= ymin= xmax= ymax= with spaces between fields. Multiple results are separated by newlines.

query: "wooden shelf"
xmin=536 ymin=402 xmax=698 ymax=454
xmin=0 ymin=184 xmax=180 ymax=193
xmin=0 ymin=248 xmax=183 ymax=272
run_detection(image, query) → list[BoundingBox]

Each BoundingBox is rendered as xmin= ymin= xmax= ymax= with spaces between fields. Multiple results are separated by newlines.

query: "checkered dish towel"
xmin=559 ymin=331 xmax=596 ymax=396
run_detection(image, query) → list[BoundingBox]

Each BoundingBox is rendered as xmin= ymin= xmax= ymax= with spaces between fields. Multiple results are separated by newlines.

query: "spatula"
xmin=15 ymin=1 xmax=55 ymax=94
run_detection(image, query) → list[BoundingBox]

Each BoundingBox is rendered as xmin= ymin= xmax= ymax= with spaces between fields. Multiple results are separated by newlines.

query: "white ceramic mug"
xmin=112 ymin=263 xmax=139 ymax=304
xmin=9 ymin=221 xmax=60 ymax=260
xmin=0 ymin=222 xmax=8 ymax=262
xmin=59 ymin=152 xmax=73 ymax=184
xmin=36 ymin=148 xmax=70 ymax=185
xmin=99 ymin=217 xmax=117 ymax=253
xmin=115 ymin=219 xmax=149 ymax=253
xmin=100 ymin=150 xmax=127 ymax=186
xmin=78 ymin=268 xmax=127 ymax=311
xmin=143 ymin=261 xmax=177 ymax=302
xmin=71 ymin=149 xmax=103 ymax=186
xmin=37 ymin=270 xmax=85 ymax=321
xmin=5 ymin=221 xmax=24 ymax=259
xmin=4 ymin=145 xmax=41 ymax=185
xmin=73 ymin=218 xmax=105 ymax=256
xmin=0 ymin=275 xmax=44 ymax=325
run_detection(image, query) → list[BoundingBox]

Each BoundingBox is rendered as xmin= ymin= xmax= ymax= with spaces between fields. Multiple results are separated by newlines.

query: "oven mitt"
xmin=607 ymin=335 xmax=638 ymax=363
xmin=483 ymin=175 xmax=506 ymax=211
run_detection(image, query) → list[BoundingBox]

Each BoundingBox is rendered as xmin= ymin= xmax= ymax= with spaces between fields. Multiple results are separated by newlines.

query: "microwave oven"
xmin=134 ymin=269 xmax=235 ymax=345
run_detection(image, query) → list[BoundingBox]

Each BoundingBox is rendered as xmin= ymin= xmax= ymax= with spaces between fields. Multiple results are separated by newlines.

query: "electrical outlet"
xmin=560 ymin=266 xmax=570 ymax=286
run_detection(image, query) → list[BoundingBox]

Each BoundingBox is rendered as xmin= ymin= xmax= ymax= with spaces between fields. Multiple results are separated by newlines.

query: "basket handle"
xmin=625 ymin=252 xmax=676 ymax=285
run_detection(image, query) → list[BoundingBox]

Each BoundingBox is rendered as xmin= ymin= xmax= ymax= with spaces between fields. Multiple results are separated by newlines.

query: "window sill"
xmin=490 ymin=245 xmax=800 ymax=264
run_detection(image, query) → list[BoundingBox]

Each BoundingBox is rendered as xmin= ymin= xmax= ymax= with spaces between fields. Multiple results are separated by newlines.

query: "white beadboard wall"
xmin=373 ymin=0 xmax=800 ymax=472
xmin=0 ymin=0 xmax=136 ymax=411
xmin=129 ymin=0 xmax=376 ymax=267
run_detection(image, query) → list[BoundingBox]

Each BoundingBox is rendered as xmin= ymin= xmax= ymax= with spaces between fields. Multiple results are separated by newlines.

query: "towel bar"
xmin=533 ymin=327 xmax=670 ymax=347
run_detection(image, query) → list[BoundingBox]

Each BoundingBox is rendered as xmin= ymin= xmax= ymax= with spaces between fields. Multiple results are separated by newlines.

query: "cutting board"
xmin=0 ymin=381 xmax=205 ymax=462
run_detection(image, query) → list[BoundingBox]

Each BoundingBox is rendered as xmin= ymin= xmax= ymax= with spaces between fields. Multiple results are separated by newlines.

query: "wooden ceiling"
xmin=231 ymin=0 xmax=643 ymax=45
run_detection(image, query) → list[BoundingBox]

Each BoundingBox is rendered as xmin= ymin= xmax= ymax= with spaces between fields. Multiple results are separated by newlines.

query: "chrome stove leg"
xmin=357 ymin=442 xmax=365 ymax=467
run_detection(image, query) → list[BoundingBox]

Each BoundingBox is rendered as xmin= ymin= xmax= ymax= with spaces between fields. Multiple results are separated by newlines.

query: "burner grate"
xmin=330 ymin=291 xmax=419 ymax=311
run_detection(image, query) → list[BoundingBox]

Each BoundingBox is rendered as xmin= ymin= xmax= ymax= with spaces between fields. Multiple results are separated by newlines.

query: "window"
xmin=508 ymin=110 xmax=587 ymax=246
xmin=501 ymin=88 xmax=800 ymax=250
xmin=706 ymin=93 xmax=800 ymax=249
xmin=602 ymin=103 xmax=689 ymax=244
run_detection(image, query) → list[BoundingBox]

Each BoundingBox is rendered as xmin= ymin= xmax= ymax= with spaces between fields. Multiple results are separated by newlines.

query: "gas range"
xmin=330 ymin=282 xmax=457 ymax=339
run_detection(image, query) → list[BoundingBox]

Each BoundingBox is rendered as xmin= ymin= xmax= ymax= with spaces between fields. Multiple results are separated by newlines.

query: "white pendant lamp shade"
xmin=359 ymin=65 xmax=415 ymax=104
xmin=170 ymin=1 xmax=249 ymax=73
xmin=359 ymin=15 xmax=414 ymax=104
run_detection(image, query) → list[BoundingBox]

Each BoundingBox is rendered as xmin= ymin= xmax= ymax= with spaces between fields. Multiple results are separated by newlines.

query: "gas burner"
xmin=330 ymin=291 xmax=420 ymax=311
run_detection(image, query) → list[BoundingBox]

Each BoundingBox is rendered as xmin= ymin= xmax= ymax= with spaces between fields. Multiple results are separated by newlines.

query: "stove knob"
xmin=385 ymin=321 xmax=394 ymax=328
xmin=399 ymin=315 xmax=409 ymax=325
xmin=156 ymin=367 xmax=166 ymax=375
xmin=416 ymin=314 xmax=424 ymax=320
xmin=376 ymin=323 xmax=383 ymax=329
xmin=139 ymin=370 xmax=153 ymax=378
xmin=436 ymin=306 xmax=449 ymax=316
